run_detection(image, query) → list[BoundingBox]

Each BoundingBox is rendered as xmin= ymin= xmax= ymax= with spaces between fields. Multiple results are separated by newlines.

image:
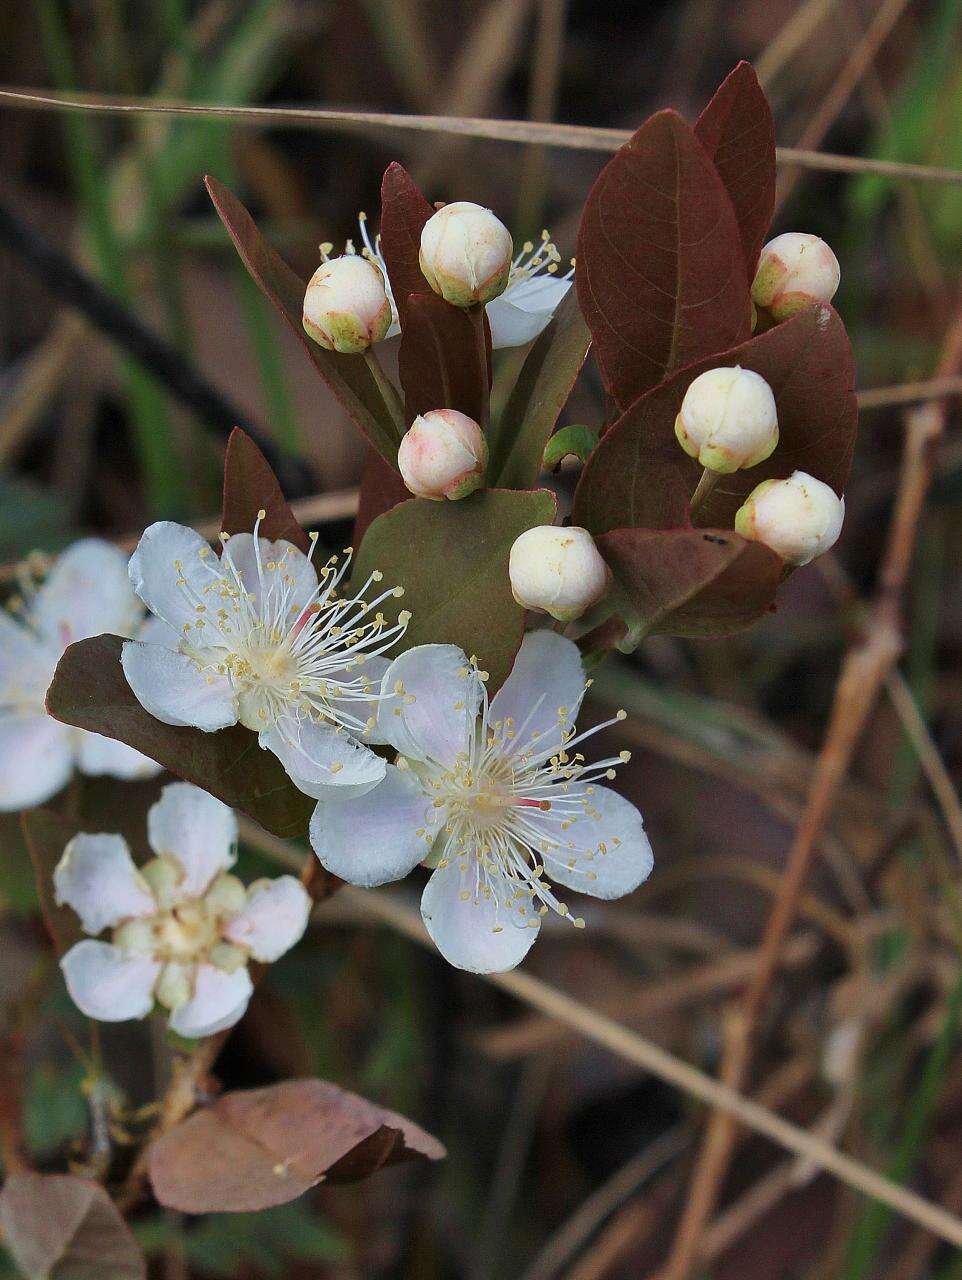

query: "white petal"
xmin=128 ymin=521 xmax=220 ymax=631
xmin=421 ymin=859 xmax=540 ymax=973
xmin=489 ymin=631 xmax=585 ymax=761
xmin=0 ymin=610 xmax=55 ymax=703
xmin=486 ymin=277 xmax=572 ymax=348
xmin=377 ymin=644 xmax=478 ymax=768
xmin=54 ymin=832 xmax=156 ymax=934
xmin=538 ymin=785 xmax=654 ymax=900
xmin=310 ymin=763 xmax=437 ymax=887
xmin=221 ymin=533 xmax=318 ymax=620
xmin=147 ymin=782 xmax=237 ymax=898
xmin=33 ymin=539 xmax=142 ymax=646
xmin=169 ymin=963 xmax=253 ymax=1038
xmin=0 ymin=714 xmax=75 ymax=811
xmin=137 ymin=614 xmax=181 ymax=648
xmin=222 ymin=876 xmax=312 ymax=962
xmin=324 ymin=654 xmax=392 ymax=744
xmin=262 ymin=715 xmax=385 ymax=800
xmin=61 ymin=940 xmax=161 ymax=1021
xmin=121 ymin=641 xmax=237 ymax=731
xmin=76 ymin=730 xmax=162 ymax=780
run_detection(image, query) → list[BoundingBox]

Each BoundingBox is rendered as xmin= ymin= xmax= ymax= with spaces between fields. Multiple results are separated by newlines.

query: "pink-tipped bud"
xmin=303 ymin=255 xmax=392 ymax=353
xmin=509 ymin=525 xmax=610 ymax=623
xmin=751 ymin=233 xmax=840 ymax=323
xmin=397 ymin=409 xmax=488 ymax=501
xmin=419 ymin=202 xmax=513 ymax=308
xmin=735 ymin=470 xmax=844 ymax=566
xmin=675 ymin=366 xmax=778 ymax=474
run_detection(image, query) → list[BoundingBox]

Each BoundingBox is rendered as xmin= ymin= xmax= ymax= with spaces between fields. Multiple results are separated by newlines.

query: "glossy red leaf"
xmin=398 ymin=292 xmax=489 ymax=424
xmin=378 ymin=162 xmax=434 ymax=329
xmin=576 ymin=110 xmax=752 ymax=411
xmin=573 ymin=304 xmax=857 ymax=536
xmin=148 ymin=1079 xmax=445 ymax=1213
xmin=221 ymin=428 xmax=310 ymax=552
xmin=694 ymin=61 xmax=776 ymax=279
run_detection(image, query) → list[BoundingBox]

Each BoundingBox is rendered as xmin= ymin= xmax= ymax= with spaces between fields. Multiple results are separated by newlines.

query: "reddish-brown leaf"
xmin=221 ymin=428 xmax=310 ymax=552
xmin=576 ymin=110 xmax=752 ymax=411
xmin=0 ymin=1173 xmax=145 ymax=1280
xmin=354 ymin=446 xmax=411 ymax=547
xmin=148 ymin=1079 xmax=445 ymax=1213
xmin=205 ymin=176 xmax=399 ymax=463
xmin=573 ymin=304 xmax=857 ymax=536
xmin=398 ymin=292 xmax=489 ymax=424
xmin=378 ymin=163 xmax=434 ymax=329
xmin=694 ymin=62 xmax=775 ymax=279
xmin=21 ymin=810 xmax=85 ymax=957
xmin=599 ymin=526 xmax=781 ymax=637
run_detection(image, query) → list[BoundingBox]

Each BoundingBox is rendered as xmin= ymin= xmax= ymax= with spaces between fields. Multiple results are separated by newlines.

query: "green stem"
xmin=363 ymin=347 xmax=406 ymax=443
xmin=468 ymin=303 xmax=491 ymax=432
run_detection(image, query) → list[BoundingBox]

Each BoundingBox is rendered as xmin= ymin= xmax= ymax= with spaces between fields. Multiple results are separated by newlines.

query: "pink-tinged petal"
xmin=168 ymin=963 xmax=253 ymax=1038
xmin=262 ymin=716 xmax=385 ymax=800
xmin=489 ymin=631 xmax=585 ymax=761
xmin=223 ymin=876 xmax=312 ymax=962
xmin=535 ymin=785 xmax=654 ymax=900
xmin=323 ymin=654 xmax=392 ymax=744
xmin=54 ymin=832 xmax=156 ymax=934
xmin=420 ymin=860 xmax=540 ymax=973
xmin=76 ymin=730 xmax=162 ymax=781
xmin=33 ymin=538 xmax=142 ymax=646
xmin=128 ymin=521 xmax=220 ymax=632
xmin=377 ymin=644 xmax=478 ymax=768
xmin=310 ymin=764 xmax=437 ymax=887
xmin=486 ymin=277 xmax=572 ymax=348
xmin=147 ymin=783 xmax=237 ymax=898
xmin=61 ymin=940 xmax=161 ymax=1021
xmin=0 ymin=714 xmax=74 ymax=811
xmin=121 ymin=640 xmax=237 ymax=731
xmin=220 ymin=533 xmax=318 ymax=620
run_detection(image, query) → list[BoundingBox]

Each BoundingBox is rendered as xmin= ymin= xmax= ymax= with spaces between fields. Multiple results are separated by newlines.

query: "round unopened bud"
xmin=735 ymin=470 xmax=844 ymax=566
xmin=509 ymin=525 xmax=610 ymax=622
xmin=303 ymin=255 xmax=392 ymax=353
xmin=398 ymin=409 xmax=488 ymax=501
xmin=675 ymin=366 xmax=778 ymax=473
xmin=751 ymin=233 xmax=840 ymax=322
xmin=419 ymin=202 xmax=513 ymax=308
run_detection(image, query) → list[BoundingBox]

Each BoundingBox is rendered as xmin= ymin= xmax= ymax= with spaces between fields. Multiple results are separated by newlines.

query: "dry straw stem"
xmin=4 ymin=88 xmax=962 ymax=185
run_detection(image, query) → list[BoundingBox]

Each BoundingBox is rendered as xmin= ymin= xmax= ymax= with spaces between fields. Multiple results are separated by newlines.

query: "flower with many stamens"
xmin=56 ymin=783 xmax=311 ymax=1038
xmin=330 ymin=214 xmax=574 ymax=349
xmin=0 ymin=538 xmax=162 ymax=811
xmin=310 ymin=631 xmax=653 ymax=973
xmin=121 ymin=515 xmax=410 ymax=798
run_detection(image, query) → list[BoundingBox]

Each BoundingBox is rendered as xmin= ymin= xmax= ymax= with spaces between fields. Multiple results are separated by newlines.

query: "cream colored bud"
xmin=203 ymin=872 xmax=248 ymax=920
xmin=156 ymin=962 xmax=191 ymax=1011
xmin=751 ymin=233 xmax=840 ymax=322
xmin=735 ymin=470 xmax=844 ymax=566
xmin=397 ymin=409 xmax=488 ymax=501
xmin=675 ymin=366 xmax=778 ymax=473
xmin=419 ymin=202 xmax=513 ymax=307
xmin=303 ymin=255 xmax=392 ymax=353
xmin=113 ymin=919 xmax=154 ymax=956
xmin=140 ymin=856 xmax=182 ymax=911
xmin=509 ymin=525 xmax=610 ymax=622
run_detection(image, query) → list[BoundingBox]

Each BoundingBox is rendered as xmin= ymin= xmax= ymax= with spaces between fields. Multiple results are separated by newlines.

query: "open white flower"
xmin=328 ymin=215 xmax=574 ymax=349
xmin=310 ymin=632 xmax=653 ymax=973
xmin=56 ymin=783 xmax=311 ymax=1037
xmin=0 ymin=539 xmax=161 ymax=811
xmin=121 ymin=514 xmax=410 ymax=799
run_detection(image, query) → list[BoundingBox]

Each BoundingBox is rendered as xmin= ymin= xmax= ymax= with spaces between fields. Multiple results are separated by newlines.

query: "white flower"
xmin=752 ymin=232 xmax=840 ymax=323
xmin=735 ymin=470 xmax=844 ymax=566
xmin=509 ymin=525 xmax=610 ymax=623
xmin=56 ymin=783 xmax=311 ymax=1037
xmin=333 ymin=215 xmax=573 ymax=349
xmin=310 ymin=632 xmax=653 ymax=973
xmin=121 ymin=514 xmax=410 ymax=799
xmin=675 ymin=366 xmax=779 ymax=474
xmin=303 ymin=255 xmax=393 ymax=353
xmin=397 ymin=409 xmax=488 ymax=501
xmin=0 ymin=539 xmax=162 ymax=811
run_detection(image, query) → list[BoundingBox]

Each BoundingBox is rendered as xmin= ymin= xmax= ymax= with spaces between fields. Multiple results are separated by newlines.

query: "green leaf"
xmin=490 ymin=288 xmax=592 ymax=488
xmin=542 ymin=423 xmax=599 ymax=471
xmin=354 ymin=488 xmax=556 ymax=691
xmin=45 ymin=636 xmax=314 ymax=840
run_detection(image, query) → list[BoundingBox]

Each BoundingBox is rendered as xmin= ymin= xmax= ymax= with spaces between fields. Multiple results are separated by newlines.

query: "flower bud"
xmin=303 ymin=255 xmax=392 ymax=353
xmin=397 ymin=409 xmax=488 ymax=501
xmin=751 ymin=233 xmax=840 ymax=322
xmin=509 ymin=525 xmax=610 ymax=622
xmin=419 ymin=202 xmax=513 ymax=307
xmin=735 ymin=470 xmax=844 ymax=566
xmin=675 ymin=366 xmax=778 ymax=473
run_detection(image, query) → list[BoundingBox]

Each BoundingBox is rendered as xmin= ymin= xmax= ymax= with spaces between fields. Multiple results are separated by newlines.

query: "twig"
xmin=0 ymin=1032 xmax=29 ymax=1174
